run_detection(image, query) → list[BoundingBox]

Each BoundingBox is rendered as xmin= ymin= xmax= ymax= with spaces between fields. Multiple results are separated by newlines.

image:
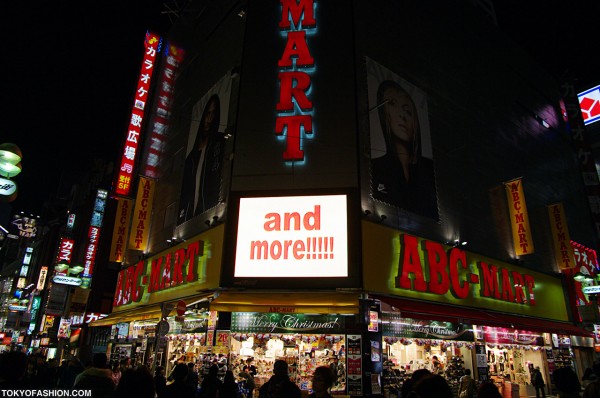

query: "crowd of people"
xmin=4 ymin=349 xmax=600 ymax=398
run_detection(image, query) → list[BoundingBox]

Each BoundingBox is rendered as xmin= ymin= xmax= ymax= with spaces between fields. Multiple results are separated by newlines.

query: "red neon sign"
xmin=115 ymin=31 xmax=161 ymax=196
xmin=56 ymin=238 xmax=74 ymax=263
xmin=275 ymin=0 xmax=316 ymax=161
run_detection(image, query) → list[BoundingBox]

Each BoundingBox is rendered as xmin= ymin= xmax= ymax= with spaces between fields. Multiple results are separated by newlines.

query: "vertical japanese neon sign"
xmin=275 ymin=0 xmax=316 ymax=162
xmin=115 ymin=31 xmax=161 ymax=196
xmin=81 ymin=189 xmax=108 ymax=288
xmin=55 ymin=237 xmax=75 ymax=276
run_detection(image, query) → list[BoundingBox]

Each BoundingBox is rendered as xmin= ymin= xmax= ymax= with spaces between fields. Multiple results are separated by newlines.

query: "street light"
xmin=0 ymin=143 xmax=22 ymax=202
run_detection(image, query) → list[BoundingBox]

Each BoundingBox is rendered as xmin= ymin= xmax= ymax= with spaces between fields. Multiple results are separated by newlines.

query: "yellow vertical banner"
xmin=128 ymin=177 xmax=155 ymax=251
xmin=504 ymin=178 xmax=534 ymax=255
xmin=110 ymin=198 xmax=132 ymax=262
xmin=547 ymin=202 xmax=576 ymax=269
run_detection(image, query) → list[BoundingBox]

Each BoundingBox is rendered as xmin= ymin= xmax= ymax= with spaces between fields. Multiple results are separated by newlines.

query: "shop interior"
xmin=486 ymin=345 xmax=545 ymax=386
xmin=229 ymin=333 xmax=347 ymax=392
xmin=381 ymin=338 xmax=475 ymax=396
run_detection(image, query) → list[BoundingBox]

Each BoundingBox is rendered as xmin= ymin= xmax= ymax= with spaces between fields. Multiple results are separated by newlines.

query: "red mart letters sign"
xmin=275 ymin=0 xmax=316 ymax=161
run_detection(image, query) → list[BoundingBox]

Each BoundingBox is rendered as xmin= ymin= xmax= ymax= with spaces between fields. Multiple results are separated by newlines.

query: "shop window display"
xmin=486 ymin=345 xmax=546 ymax=389
xmin=164 ymin=333 xmax=209 ymax=376
xmin=382 ymin=337 xmax=475 ymax=397
xmin=229 ymin=333 xmax=347 ymax=393
xmin=111 ymin=344 xmax=132 ymax=364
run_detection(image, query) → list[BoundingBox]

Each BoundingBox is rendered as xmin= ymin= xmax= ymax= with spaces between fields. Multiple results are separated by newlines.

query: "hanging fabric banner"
xmin=547 ymin=202 xmax=575 ymax=269
xmin=504 ymin=178 xmax=534 ymax=256
xmin=110 ymin=197 xmax=133 ymax=262
xmin=128 ymin=177 xmax=155 ymax=251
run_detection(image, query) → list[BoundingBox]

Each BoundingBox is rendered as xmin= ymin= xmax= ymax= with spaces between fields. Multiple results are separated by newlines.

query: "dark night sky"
xmin=2 ymin=1 xmax=172 ymax=217
xmin=2 ymin=1 xmax=599 ymax=217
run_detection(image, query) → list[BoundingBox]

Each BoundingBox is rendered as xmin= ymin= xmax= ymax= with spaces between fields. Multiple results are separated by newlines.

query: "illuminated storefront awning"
xmin=89 ymin=293 xmax=213 ymax=327
xmin=374 ymin=295 xmax=592 ymax=338
xmin=210 ymin=291 xmax=359 ymax=314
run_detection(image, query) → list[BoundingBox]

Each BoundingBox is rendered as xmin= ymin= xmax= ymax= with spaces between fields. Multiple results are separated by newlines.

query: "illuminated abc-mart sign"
xmin=578 ymin=84 xmax=600 ymax=125
xmin=52 ymin=275 xmax=82 ymax=287
xmin=235 ymin=195 xmax=348 ymax=277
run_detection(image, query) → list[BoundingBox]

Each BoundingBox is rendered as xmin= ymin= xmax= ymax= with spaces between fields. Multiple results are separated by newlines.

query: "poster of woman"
xmin=367 ymin=58 xmax=439 ymax=220
xmin=178 ymin=73 xmax=232 ymax=225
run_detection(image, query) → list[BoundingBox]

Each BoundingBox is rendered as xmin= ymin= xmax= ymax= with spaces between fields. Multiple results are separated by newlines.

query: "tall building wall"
xmin=137 ymin=0 xmax=596 ymax=277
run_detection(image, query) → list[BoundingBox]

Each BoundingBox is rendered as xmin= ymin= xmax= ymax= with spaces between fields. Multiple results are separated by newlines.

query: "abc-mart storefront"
xmin=93 ymin=193 xmax=592 ymax=397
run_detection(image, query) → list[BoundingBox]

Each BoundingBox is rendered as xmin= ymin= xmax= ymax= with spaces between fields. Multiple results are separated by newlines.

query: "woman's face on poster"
xmin=383 ymin=87 xmax=417 ymax=143
xmin=202 ymin=99 xmax=218 ymax=132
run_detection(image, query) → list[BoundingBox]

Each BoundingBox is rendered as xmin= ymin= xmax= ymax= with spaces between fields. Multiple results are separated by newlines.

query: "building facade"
xmin=92 ymin=1 xmax=599 ymax=396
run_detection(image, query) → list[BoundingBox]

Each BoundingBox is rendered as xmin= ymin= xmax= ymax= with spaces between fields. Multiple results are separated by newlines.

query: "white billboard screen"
xmin=235 ymin=195 xmax=348 ymax=277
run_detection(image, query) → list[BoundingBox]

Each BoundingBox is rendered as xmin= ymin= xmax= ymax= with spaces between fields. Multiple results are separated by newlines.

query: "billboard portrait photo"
xmin=178 ymin=74 xmax=232 ymax=225
xmin=367 ymin=57 xmax=438 ymax=220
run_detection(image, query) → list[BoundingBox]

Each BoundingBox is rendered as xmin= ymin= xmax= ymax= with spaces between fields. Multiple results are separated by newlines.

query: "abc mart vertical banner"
xmin=129 ymin=177 xmax=155 ymax=251
xmin=547 ymin=202 xmax=575 ymax=269
xmin=110 ymin=197 xmax=133 ymax=262
xmin=504 ymin=178 xmax=534 ymax=256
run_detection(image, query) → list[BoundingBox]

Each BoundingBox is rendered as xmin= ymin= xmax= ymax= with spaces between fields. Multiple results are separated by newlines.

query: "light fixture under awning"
xmin=209 ymin=291 xmax=360 ymax=314
xmin=89 ymin=293 xmax=214 ymax=327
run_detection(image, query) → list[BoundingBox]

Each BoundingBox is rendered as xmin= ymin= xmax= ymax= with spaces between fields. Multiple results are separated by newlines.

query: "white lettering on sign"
xmin=234 ymin=195 xmax=348 ymax=277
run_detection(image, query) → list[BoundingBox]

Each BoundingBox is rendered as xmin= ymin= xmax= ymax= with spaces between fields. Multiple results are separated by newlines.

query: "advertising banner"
xmin=347 ymin=334 xmax=363 ymax=396
xmin=81 ymin=189 xmax=108 ymax=288
xmin=482 ymin=326 xmax=544 ymax=346
xmin=56 ymin=237 xmax=75 ymax=267
xmin=231 ymin=312 xmax=344 ymax=334
xmin=177 ymin=72 xmax=232 ymax=225
xmin=142 ymin=43 xmax=185 ymax=178
xmin=36 ymin=266 xmax=48 ymax=290
xmin=547 ymin=203 xmax=575 ymax=269
xmin=366 ymin=57 xmax=438 ymax=221
xmin=573 ymin=241 xmax=599 ymax=306
xmin=110 ymin=198 xmax=132 ymax=262
xmin=475 ymin=344 xmax=489 ymax=382
xmin=504 ymin=178 xmax=534 ymax=255
xmin=234 ymin=195 xmax=348 ymax=278
xmin=57 ymin=318 xmax=72 ymax=339
xmin=128 ymin=177 xmax=155 ymax=251
xmin=381 ymin=313 xmax=474 ymax=341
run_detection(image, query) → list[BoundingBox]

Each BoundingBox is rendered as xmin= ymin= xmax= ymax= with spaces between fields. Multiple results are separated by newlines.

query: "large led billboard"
xmin=234 ymin=195 xmax=348 ymax=278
